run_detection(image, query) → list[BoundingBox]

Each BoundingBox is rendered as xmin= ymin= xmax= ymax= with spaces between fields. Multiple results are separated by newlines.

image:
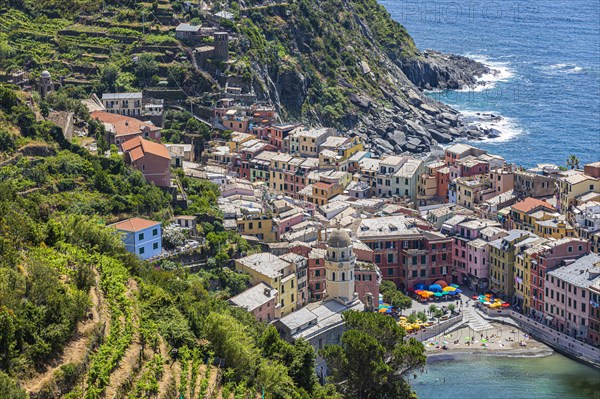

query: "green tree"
xmin=447 ymin=304 xmax=456 ymax=314
xmin=0 ymin=129 xmax=16 ymax=152
xmin=379 ymin=280 xmax=412 ymax=311
xmin=99 ymin=64 xmax=120 ymax=92
xmin=0 ymin=371 xmax=27 ymax=399
xmin=321 ymin=311 xmax=425 ymax=399
xmin=135 ymin=54 xmax=159 ymax=87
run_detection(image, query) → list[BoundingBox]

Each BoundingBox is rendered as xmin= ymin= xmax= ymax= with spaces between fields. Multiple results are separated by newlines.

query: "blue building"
xmin=110 ymin=217 xmax=162 ymax=260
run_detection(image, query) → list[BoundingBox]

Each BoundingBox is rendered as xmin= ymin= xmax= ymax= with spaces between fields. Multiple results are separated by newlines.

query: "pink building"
xmin=489 ymin=167 xmax=515 ymax=194
xmin=275 ymin=210 xmax=304 ymax=240
xmin=545 ymin=253 xmax=600 ymax=338
xmin=466 ymin=239 xmax=489 ymax=291
xmin=122 ymin=136 xmax=171 ymax=187
xmin=298 ymin=247 xmax=326 ymax=301
xmin=529 ymin=238 xmax=590 ymax=317
xmin=355 ymin=262 xmax=381 ymax=306
xmin=452 ymin=219 xmax=501 ymax=284
xmin=267 ymin=124 xmax=298 ymax=151
xmin=228 ymin=282 xmax=280 ymax=322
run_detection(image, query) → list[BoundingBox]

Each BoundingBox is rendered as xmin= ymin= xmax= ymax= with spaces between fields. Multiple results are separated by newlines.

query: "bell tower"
xmin=325 ymin=228 xmax=356 ymax=305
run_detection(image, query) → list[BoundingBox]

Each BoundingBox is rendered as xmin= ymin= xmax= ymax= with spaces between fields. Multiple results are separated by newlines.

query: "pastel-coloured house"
xmin=110 ymin=217 xmax=162 ymax=260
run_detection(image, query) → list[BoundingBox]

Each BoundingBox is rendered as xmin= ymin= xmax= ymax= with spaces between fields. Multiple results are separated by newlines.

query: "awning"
xmin=545 ymin=315 xmax=554 ymax=321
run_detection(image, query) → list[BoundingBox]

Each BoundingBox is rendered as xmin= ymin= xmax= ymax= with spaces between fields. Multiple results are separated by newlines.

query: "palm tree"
xmin=567 ymin=154 xmax=580 ymax=170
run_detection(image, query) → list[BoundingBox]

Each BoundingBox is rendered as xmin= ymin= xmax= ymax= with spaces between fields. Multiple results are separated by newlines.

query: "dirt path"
xmin=23 ymin=274 xmax=103 ymax=394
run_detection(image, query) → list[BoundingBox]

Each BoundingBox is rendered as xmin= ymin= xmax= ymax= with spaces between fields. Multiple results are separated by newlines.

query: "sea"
xmin=380 ymin=0 xmax=600 ymax=168
xmin=377 ymin=0 xmax=600 ymax=395
xmin=411 ymin=353 xmax=600 ymax=399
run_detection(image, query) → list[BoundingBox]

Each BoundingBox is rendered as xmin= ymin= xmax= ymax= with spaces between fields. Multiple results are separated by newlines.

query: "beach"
xmin=423 ymin=322 xmax=553 ymax=359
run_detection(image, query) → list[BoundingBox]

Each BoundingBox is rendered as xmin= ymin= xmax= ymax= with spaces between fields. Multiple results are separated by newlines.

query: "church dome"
xmin=328 ymin=228 xmax=352 ymax=248
xmin=41 ymin=70 xmax=51 ymax=78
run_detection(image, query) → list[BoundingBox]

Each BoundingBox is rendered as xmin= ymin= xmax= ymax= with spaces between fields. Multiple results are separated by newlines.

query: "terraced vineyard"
xmin=0 ymin=2 xmax=191 ymax=89
xmin=21 ymin=253 xmax=238 ymax=399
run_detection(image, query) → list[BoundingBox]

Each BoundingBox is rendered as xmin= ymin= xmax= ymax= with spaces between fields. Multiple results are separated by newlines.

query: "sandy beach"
xmin=423 ymin=322 xmax=553 ymax=359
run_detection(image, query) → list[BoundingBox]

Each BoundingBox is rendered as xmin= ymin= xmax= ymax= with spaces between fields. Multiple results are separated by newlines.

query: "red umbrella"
xmin=434 ymin=280 xmax=449 ymax=288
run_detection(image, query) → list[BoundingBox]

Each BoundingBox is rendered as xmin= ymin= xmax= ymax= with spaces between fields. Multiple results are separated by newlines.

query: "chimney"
xmin=264 ymin=288 xmax=271 ymax=297
xmin=125 ymin=121 xmax=129 ymax=126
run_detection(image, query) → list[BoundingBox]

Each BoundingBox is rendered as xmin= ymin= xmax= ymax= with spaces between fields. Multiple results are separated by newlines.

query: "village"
xmin=31 ymin=71 xmax=595 ymax=358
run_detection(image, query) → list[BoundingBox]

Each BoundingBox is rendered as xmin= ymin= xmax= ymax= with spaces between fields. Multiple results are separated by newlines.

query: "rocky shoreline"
xmin=350 ymin=52 xmax=505 ymax=157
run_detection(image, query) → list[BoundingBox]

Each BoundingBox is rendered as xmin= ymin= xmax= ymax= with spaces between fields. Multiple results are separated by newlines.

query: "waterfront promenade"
xmin=479 ymin=307 xmax=600 ymax=369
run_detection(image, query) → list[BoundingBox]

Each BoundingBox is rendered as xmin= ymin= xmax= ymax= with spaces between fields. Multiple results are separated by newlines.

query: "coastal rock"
xmin=386 ymin=130 xmax=407 ymax=147
xmin=428 ymin=129 xmax=453 ymax=144
xmin=400 ymin=50 xmax=491 ymax=90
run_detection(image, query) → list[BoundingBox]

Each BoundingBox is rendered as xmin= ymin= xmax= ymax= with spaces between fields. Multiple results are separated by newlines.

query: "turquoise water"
xmin=412 ymin=354 xmax=600 ymax=399
xmin=380 ymin=0 xmax=600 ymax=167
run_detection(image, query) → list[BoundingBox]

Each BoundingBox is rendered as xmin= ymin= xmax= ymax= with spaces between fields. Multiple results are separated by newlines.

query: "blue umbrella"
xmin=448 ymin=290 xmax=458 ymax=295
xmin=414 ymin=283 xmax=426 ymax=290
xmin=429 ymin=284 xmax=442 ymax=292
xmin=455 ymin=289 xmax=462 ymax=294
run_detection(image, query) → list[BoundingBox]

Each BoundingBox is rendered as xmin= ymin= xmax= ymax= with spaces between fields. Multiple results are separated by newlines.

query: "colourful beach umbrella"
xmin=434 ymin=280 xmax=449 ymax=288
xmin=434 ymin=292 xmax=443 ymax=297
xmin=455 ymin=289 xmax=462 ymax=294
xmin=450 ymin=284 xmax=460 ymax=288
xmin=414 ymin=283 xmax=426 ymax=290
xmin=429 ymin=284 xmax=443 ymax=292
xmin=443 ymin=286 xmax=456 ymax=292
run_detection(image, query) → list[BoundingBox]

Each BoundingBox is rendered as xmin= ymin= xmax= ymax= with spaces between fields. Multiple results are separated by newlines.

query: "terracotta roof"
xmin=313 ymin=181 xmax=334 ymax=190
xmin=122 ymin=136 xmax=170 ymax=160
xmin=91 ymin=111 xmax=157 ymax=137
xmin=511 ymin=198 xmax=555 ymax=214
xmin=110 ymin=217 xmax=160 ymax=232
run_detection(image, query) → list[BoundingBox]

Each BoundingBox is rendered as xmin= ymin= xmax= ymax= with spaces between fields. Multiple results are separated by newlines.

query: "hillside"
xmin=1 ymin=0 xmax=491 ymax=155
xmin=0 ymin=85 xmax=425 ymax=398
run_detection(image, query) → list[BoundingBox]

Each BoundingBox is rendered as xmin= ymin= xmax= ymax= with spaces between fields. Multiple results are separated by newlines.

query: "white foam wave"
xmin=459 ymin=110 xmax=524 ymax=143
xmin=458 ymin=54 xmax=515 ymax=92
xmin=543 ymin=63 xmax=584 ymax=74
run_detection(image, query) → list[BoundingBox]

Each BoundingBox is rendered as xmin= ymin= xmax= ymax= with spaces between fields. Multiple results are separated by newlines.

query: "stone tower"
xmin=39 ymin=70 xmax=53 ymax=98
xmin=213 ymin=32 xmax=229 ymax=61
xmin=325 ymin=228 xmax=356 ymax=305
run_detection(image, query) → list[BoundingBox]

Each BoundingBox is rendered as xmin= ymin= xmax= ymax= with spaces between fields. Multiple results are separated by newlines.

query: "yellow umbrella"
xmin=443 ymin=286 xmax=457 ymax=292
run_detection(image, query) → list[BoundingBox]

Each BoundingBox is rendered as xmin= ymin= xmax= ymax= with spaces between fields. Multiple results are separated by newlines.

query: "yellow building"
xmin=514 ymin=240 xmax=548 ymax=313
xmin=227 ymin=132 xmax=254 ymax=152
xmin=557 ymin=171 xmax=600 ymax=214
xmin=235 ymin=252 xmax=298 ymax=316
xmin=455 ymin=176 xmax=492 ymax=210
xmin=507 ymin=197 xmax=556 ymax=232
xmin=236 ymin=216 xmax=277 ymax=243
xmin=488 ymin=230 xmax=538 ymax=301
xmin=302 ymin=181 xmax=343 ymax=206
xmin=533 ymin=216 xmax=575 ymax=239
xmin=269 ymin=153 xmax=294 ymax=193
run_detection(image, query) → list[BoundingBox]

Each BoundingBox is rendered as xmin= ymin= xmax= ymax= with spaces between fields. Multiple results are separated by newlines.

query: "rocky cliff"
xmin=230 ymin=0 xmax=496 ymax=155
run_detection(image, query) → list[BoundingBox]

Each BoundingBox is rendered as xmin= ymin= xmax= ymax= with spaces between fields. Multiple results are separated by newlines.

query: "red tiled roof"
xmin=512 ymin=198 xmax=556 ymax=214
xmin=110 ymin=217 xmax=160 ymax=232
xmin=122 ymin=136 xmax=170 ymax=160
xmin=313 ymin=181 xmax=334 ymax=190
xmin=91 ymin=111 xmax=158 ymax=137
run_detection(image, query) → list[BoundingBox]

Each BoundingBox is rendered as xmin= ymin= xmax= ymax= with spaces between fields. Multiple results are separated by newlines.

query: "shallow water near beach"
xmin=412 ymin=353 xmax=600 ymax=399
xmin=380 ymin=0 xmax=600 ymax=167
